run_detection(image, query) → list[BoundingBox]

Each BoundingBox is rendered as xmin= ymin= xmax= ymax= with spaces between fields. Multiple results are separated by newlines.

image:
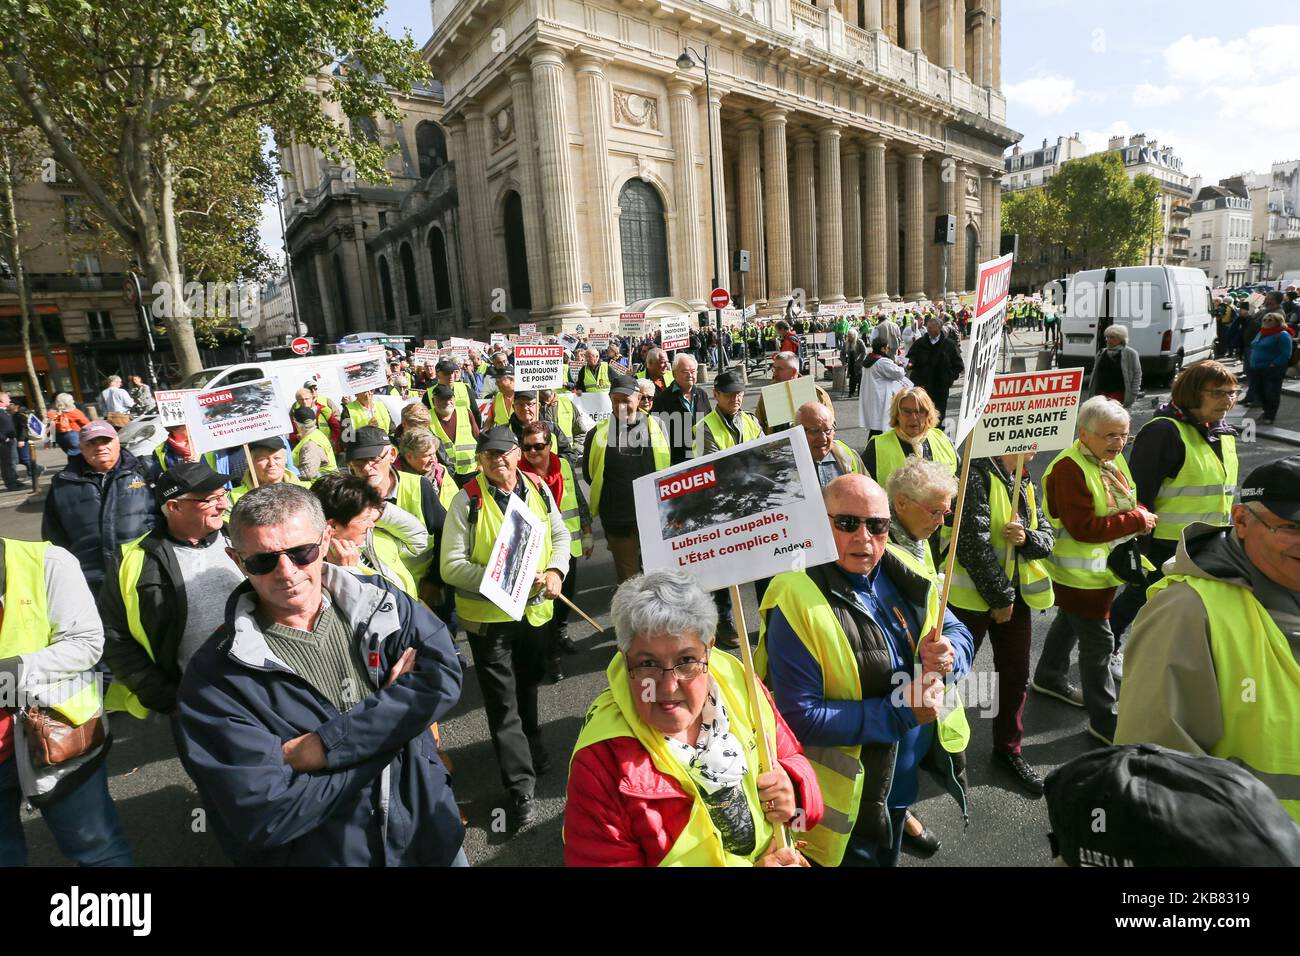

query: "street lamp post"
xmin=676 ymin=45 xmax=726 ymax=372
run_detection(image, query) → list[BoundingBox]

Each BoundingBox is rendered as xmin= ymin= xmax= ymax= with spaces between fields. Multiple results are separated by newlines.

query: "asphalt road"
xmin=5 ymin=345 xmax=1296 ymax=867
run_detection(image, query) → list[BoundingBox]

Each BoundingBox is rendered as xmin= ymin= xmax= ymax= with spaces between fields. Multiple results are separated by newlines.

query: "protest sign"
xmin=954 ymin=253 xmax=1013 ymax=446
xmin=184 ymin=379 xmax=291 ymax=455
xmin=477 ymin=398 xmax=495 ymax=423
xmin=661 ymin=313 xmax=691 ymax=351
xmin=519 ymin=323 xmax=538 ymax=337
xmin=743 ymin=304 xmax=758 ymax=319
xmin=567 ymin=359 xmax=584 ymax=376
xmin=514 ymin=344 xmax=566 ymax=390
xmin=413 ymin=347 xmax=439 ymax=366
xmin=490 ymin=333 xmax=507 ymax=349
xmin=478 ymin=492 xmax=548 ymax=621
xmin=588 ymin=332 xmax=611 ymax=352
xmin=619 ymin=316 xmax=645 ymax=338
xmin=759 ymin=375 xmax=816 ymax=429
xmin=574 ymin=391 xmax=612 ymax=424
xmin=337 ymin=355 xmax=389 ymax=396
xmin=154 ymin=389 xmax=197 ymax=427
xmin=558 ymin=333 xmax=581 ymax=353
xmin=634 ymin=428 xmax=837 ymax=592
xmin=970 ymin=369 xmax=1084 ymax=458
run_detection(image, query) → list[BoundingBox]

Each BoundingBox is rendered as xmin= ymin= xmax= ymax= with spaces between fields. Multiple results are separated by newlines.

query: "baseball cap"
xmin=1239 ymin=456 xmax=1300 ymax=522
xmin=513 ymin=390 xmax=538 ymax=402
xmin=496 ymin=366 xmax=515 ymax=378
xmin=247 ymin=436 xmax=285 ymax=452
xmin=1044 ymin=743 xmax=1300 ymax=866
xmin=713 ymin=370 xmax=746 ymax=394
xmin=430 ymin=384 xmax=455 ymax=400
xmin=609 ymin=373 xmax=639 ymax=397
xmin=345 ymin=426 xmax=392 ymax=461
xmin=155 ymin=462 xmax=227 ymax=505
xmin=302 ymin=380 xmax=319 ymax=389
xmin=476 ymin=426 xmax=518 ymax=454
xmin=292 ymin=405 xmax=317 ymax=425
xmin=435 ymin=358 xmax=459 ymax=374
xmin=80 ymin=420 xmax=117 ymax=442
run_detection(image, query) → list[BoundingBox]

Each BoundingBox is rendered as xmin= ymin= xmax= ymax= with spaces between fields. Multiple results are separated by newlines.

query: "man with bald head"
xmin=756 ymin=473 xmax=973 ymax=867
xmin=797 ymin=401 xmax=864 ymax=488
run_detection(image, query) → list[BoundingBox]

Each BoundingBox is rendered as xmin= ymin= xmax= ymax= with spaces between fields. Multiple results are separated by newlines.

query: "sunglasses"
xmin=522 ymin=442 xmax=548 ymax=452
xmin=828 ymin=514 xmax=891 ymax=535
xmin=238 ymin=533 xmax=324 ymax=576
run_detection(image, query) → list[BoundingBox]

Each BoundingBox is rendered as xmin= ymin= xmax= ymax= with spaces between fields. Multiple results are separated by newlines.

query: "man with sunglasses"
xmin=1116 ymin=458 xmax=1300 ymax=823
xmin=174 ymin=483 xmax=466 ymax=865
xmin=756 ymin=474 xmax=974 ymax=867
xmin=99 ymin=462 xmax=244 ymax=718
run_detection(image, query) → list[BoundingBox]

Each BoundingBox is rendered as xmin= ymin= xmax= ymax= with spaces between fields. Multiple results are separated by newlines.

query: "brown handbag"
xmin=20 ymin=706 xmax=105 ymax=767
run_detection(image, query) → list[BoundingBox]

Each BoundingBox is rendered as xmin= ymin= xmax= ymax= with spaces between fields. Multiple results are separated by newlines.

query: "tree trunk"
xmin=0 ymin=142 xmax=47 ymax=415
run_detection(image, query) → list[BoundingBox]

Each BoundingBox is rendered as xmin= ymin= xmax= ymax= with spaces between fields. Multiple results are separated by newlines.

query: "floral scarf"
xmin=1076 ymin=441 xmax=1135 ymax=515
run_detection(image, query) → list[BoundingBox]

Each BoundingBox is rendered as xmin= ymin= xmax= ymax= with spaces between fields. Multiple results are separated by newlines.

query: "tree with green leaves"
xmin=1 ymin=0 xmax=427 ymax=379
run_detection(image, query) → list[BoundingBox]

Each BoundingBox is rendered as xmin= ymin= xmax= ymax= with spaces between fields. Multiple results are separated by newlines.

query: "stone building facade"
xmin=423 ymin=0 xmax=1017 ymax=334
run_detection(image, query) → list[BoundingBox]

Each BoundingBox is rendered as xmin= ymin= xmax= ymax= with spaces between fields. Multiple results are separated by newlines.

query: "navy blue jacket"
xmin=174 ymin=565 xmax=465 ymax=866
xmin=41 ymin=449 xmax=159 ymax=590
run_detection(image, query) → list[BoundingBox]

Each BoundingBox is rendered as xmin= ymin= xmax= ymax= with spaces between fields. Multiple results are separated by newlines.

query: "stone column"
xmin=842 ymin=139 xmax=862 ymax=302
xmin=706 ymin=86 xmax=729 ymax=292
xmin=992 ymin=0 xmax=1002 ymax=89
xmin=817 ymin=124 xmax=845 ymax=305
xmin=971 ymin=10 xmax=986 ymax=86
xmin=792 ymin=129 xmax=818 ymax=304
xmin=952 ymin=162 xmax=968 ymax=292
xmin=574 ymin=54 xmax=621 ymax=314
xmin=312 ymin=251 xmax=339 ymax=340
xmin=737 ymin=116 xmax=767 ymax=305
xmin=903 ymin=151 xmax=926 ymax=300
xmin=761 ymin=108 xmax=792 ymax=306
xmin=508 ymin=63 xmax=553 ymax=315
xmin=982 ymin=2 xmax=994 ymax=88
xmin=885 ymin=152 xmax=900 ymax=297
xmin=530 ymin=46 xmax=589 ymax=322
xmin=463 ymin=104 xmax=505 ymax=314
xmin=953 ymin=0 xmax=966 ymax=73
xmin=668 ymin=77 xmax=705 ymax=308
xmin=905 ymin=0 xmax=922 ymax=51
xmin=925 ymin=155 xmax=942 ymax=301
xmin=980 ymin=170 xmax=996 ymax=261
xmin=990 ymin=174 xmax=1003 ymax=259
xmin=444 ymin=115 xmax=483 ymax=319
xmin=863 ymin=138 xmax=888 ymax=303
xmin=938 ymin=0 xmax=954 ymax=68
xmin=863 ymin=0 xmax=881 ymax=32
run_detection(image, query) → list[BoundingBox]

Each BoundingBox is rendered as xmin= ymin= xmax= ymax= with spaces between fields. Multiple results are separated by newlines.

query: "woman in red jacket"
xmin=564 ymin=570 xmax=823 ymax=866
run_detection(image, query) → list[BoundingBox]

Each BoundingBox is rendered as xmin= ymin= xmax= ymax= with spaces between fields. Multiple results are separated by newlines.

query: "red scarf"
xmin=1259 ymin=325 xmax=1286 ymax=337
xmin=166 ymin=432 xmax=193 ymax=459
xmin=520 ymin=452 xmax=564 ymax=505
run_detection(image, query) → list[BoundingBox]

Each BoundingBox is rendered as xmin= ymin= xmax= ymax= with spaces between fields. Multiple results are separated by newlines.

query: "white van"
xmin=1058 ymin=266 xmax=1215 ymax=384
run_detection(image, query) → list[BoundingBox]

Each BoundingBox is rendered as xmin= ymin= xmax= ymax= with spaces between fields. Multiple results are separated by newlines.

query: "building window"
xmin=400 ymin=242 xmax=421 ymax=316
xmin=618 ymin=179 xmax=670 ymax=304
xmin=63 ymin=196 xmax=93 ymax=232
xmin=1201 ymin=245 xmax=1210 ymax=261
xmin=87 ymin=310 xmax=115 ymax=341
xmin=1202 ymin=224 xmax=1211 ymax=238
xmin=378 ymin=212 xmax=388 ymax=230
xmin=415 ymin=121 xmax=448 ymax=178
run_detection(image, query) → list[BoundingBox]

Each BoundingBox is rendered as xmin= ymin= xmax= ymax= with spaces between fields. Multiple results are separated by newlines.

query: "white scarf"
xmin=663 ymin=677 xmax=749 ymax=795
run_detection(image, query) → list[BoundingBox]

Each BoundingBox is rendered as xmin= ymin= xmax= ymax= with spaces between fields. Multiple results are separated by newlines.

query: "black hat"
xmin=476 ymin=425 xmax=518 ymax=454
xmin=156 ymin=461 xmax=228 ymax=505
xmin=302 ymin=380 xmax=319 ymax=389
xmin=435 ymin=357 xmax=459 ymax=374
xmin=247 ymin=436 xmax=286 ymax=452
xmin=609 ymin=373 xmax=639 ymax=397
xmin=496 ymin=366 xmax=515 ymax=377
xmin=513 ymin=389 xmax=538 ymax=402
xmin=1240 ymin=456 xmax=1300 ymax=522
xmin=430 ymin=383 xmax=455 ymax=400
xmin=1044 ymin=744 xmax=1300 ymax=867
xmin=345 ymin=425 xmax=392 ymax=461
xmin=292 ymin=405 xmax=317 ymax=425
xmin=713 ymin=370 xmax=746 ymax=394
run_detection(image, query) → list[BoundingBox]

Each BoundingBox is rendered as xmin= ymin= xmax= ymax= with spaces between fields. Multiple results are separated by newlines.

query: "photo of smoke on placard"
xmin=657 ymin=439 xmax=805 ymax=539
xmin=341 ymin=358 xmax=386 ymax=394
xmin=200 ymin=380 xmax=278 ymax=425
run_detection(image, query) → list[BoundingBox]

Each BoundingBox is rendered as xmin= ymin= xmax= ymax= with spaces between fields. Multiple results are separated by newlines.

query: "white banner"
xmin=634 ymin=429 xmax=837 ymax=592
xmin=478 ymin=492 xmax=547 ymax=621
xmin=519 ymin=323 xmax=538 ymax=337
xmin=759 ymin=376 xmax=816 ymax=429
xmin=970 ymin=369 xmax=1084 ymax=458
xmin=619 ymin=318 xmax=645 ymax=338
xmin=413 ymin=347 xmax=439 ymax=366
xmin=661 ymin=313 xmax=691 ymax=351
xmin=588 ymin=332 xmax=611 ymax=352
xmin=574 ymin=391 xmax=612 ymax=424
xmin=514 ymin=344 xmax=566 ymax=390
xmin=337 ymin=356 xmax=389 ymax=396
xmin=153 ymin=389 xmax=197 ymax=428
xmin=184 ymin=378 xmax=291 ymax=455
xmin=954 ymin=253 xmax=1013 ymax=446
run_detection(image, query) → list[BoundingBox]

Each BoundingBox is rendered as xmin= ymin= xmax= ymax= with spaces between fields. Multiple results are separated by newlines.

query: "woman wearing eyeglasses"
xmin=1106 ymin=360 xmax=1241 ymax=647
xmin=564 ymin=570 xmax=822 ymax=866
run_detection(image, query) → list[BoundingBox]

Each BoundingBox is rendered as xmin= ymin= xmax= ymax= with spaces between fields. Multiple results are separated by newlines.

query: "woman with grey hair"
xmin=564 ymin=570 xmax=823 ymax=866
xmin=1087 ymin=324 xmax=1142 ymax=407
xmin=841 ymin=328 xmax=867 ymax=397
xmin=1035 ymin=396 xmax=1158 ymax=745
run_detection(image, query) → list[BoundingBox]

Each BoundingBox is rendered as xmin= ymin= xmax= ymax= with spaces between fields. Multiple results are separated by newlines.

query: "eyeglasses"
xmin=1202 ymin=388 xmax=1242 ymax=400
xmin=522 ymin=442 xmax=548 ymax=452
xmin=905 ymin=499 xmax=951 ymax=521
xmin=803 ymin=426 xmax=835 ymax=436
xmin=1247 ymin=506 xmax=1300 ymax=537
xmin=828 ymin=514 xmax=891 ymax=535
xmin=626 ymin=655 xmax=709 ymax=683
xmin=898 ymin=405 xmax=926 ymax=418
xmin=237 ymin=533 xmax=325 ymax=576
xmin=175 ymin=492 xmax=228 ymax=509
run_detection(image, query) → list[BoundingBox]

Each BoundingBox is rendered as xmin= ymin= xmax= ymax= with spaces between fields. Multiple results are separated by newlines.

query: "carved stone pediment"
xmin=494 ymin=106 xmax=515 ymax=147
xmin=613 ymin=89 xmax=660 ymax=131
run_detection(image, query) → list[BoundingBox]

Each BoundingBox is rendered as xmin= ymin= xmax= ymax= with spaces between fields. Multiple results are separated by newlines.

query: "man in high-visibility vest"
xmin=1116 ymin=457 xmax=1300 ymax=823
xmin=426 ymin=357 xmax=483 ymax=432
xmin=798 ymin=401 xmax=864 ymax=487
xmin=756 ymin=474 xmax=973 ymax=867
xmin=635 ymin=346 xmax=668 ymax=394
xmin=291 ymin=405 xmax=337 ymax=481
xmin=508 ymin=390 xmax=574 ymax=464
xmin=692 ymin=370 xmax=761 ymax=458
xmin=429 ymin=383 xmax=480 ymax=485
xmin=100 ymin=462 xmax=243 ymax=719
xmin=344 ymin=389 xmax=392 ymax=436
xmin=573 ymin=348 xmax=611 ymax=393
xmin=486 ymin=368 xmax=516 ymax=427
xmin=0 ymin=536 xmax=132 ymax=865
xmin=440 ymin=426 xmax=571 ymax=832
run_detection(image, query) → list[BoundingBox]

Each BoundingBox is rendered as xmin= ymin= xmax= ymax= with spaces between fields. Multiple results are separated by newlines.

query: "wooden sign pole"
xmin=937 ymin=431 xmax=977 ymax=624
xmin=244 ymin=444 xmax=259 ymax=488
xmin=1003 ymin=452 xmax=1025 ymax=579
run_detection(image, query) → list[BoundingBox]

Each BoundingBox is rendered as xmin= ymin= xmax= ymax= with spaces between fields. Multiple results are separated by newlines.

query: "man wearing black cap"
xmin=583 ymin=373 xmax=671 ymax=583
xmin=509 ymin=390 xmax=574 ymax=465
xmin=486 ymin=368 xmax=516 ymax=427
xmin=1117 ymin=456 xmax=1300 ymax=822
xmin=440 ymin=426 xmax=571 ymax=830
xmin=425 ymin=357 xmax=482 ymax=431
xmin=291 ymin=404 xmax=337 ymax=481
xmin=429 ymin=383 xmax=479 ymax=484
xmin=99 ymin=462 xmax=244 ymax=717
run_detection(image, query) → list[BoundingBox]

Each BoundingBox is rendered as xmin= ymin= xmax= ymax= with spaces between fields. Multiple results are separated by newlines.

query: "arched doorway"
xmin=415 ymin=121 xmax=447 ymax=178
xmin=429 ymin=228 xmax=452 ymax=311
xmin=619 ymin=179 xmax=670 ymax=304
xmin=400 ymin=243 xmax=421 ymax=317
xmin=503 ymin=191 xmax=531 ymax=311
xmin=965 ymin=224 xmax=979 ymax=292
xmin=378 ymin=257 xmax=396 ymax=325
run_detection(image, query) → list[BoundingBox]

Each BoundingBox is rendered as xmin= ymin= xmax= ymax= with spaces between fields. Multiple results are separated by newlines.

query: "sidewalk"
xmin=0 ymin=443 xmax=68 ymax=511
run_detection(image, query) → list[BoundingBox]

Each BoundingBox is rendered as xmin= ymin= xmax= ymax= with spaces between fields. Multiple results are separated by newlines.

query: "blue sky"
xmin=258 ymin=0 xmax=1300 ymax=261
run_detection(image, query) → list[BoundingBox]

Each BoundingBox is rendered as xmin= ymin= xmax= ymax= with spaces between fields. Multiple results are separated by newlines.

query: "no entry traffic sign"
xmin=709 ymin=288 xmax=730 ymax=309
xmin=290 ymin=337 xmax=311 ymax=355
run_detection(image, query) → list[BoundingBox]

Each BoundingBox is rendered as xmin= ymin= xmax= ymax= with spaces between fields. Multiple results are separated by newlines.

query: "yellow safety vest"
xmin=1145 ymin=573 xmax=1300 ymax=823
xmin=363 ymin=530 xmax=418 ymax=597
xmin=1140 ymin=419 xmax=1238 ymax=542
xmin=0 ymin=539 xmax=102 ymax=725
xmin=830 ymin=439 xmax=864 ymax=475
xmin=587 ymin=416 xmax=671 ymax=518
xmin=104 ymin=534 xmax=156 ymax=718
xmin=558 ymin=458 xmax=583 ymax=558
xmin=1042 ymin=442 xmax=1150 ymax=590
xmin=432 ymin=405 xmax=477 ymax=476
xmin=380 ymin=470 xmax=433 ymax=582
xmin=569 ymin=648 xmax=776 ymax=866
xmin=345 ymin=399 xmax=391 ymax=434
xmin=868 ymin=427 xmax=958 ymax=550
xmin=294 ymin=400 xmax=334 ymax=433
xmin=947 ymin=474 xmax=1055 ymax=611
xmin=754 ymin=548 xmax=969 ymax=867
xmin=696 ymin=409 xmax=763 ymax=453
xmin=228 ymin=471 xmax=308 ymax=509
xmin=580 ymin=363 xmax=611 ymax=393
xmin=425 ymin=380 xmax=473 ymax=413
xmin=492 ymin=393 xmax=511 ymax=427
xmin=554 ymin=394 xmax=576 ymax=440
xmin=453 ymin=473 xmax=556 ymax=627
xmin=292 ymin=428 xmax=338 ymax=475
xmin=435 ymin=467 xmax=458 ymax=510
